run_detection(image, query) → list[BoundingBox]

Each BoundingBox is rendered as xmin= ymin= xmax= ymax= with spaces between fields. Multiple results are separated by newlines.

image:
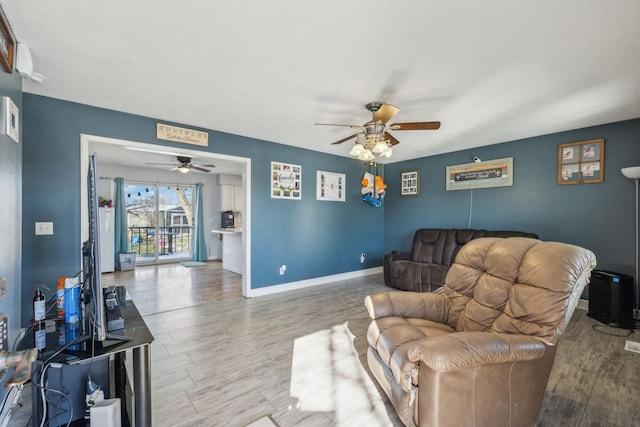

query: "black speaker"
xmin=587 ymin=270 xmax=635 ymax=329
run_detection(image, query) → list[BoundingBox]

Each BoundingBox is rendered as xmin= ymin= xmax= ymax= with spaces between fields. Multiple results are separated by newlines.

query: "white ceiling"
xmin=4 ymin=1 xmax=640 ymax=166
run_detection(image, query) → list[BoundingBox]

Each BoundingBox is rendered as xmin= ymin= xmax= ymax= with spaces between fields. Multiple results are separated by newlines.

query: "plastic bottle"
xmin=33 ymin=285 xmax=46 ymax=350
xmin=64 ymin=276 xmax=82 ymax=350
xmin=56 ymin=276 xmax=66 ymax=319
xmin=55 ymin=277 xmax=68 ymax=345
xmin=64 ymin=276 xmax=81 ymax=324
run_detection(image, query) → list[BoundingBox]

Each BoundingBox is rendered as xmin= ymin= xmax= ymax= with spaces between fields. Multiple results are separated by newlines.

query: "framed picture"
xmin=557 ymin=138 xmax=604 ymax=185
xmin=400 ymin=169 xmax=420 ymax=196
xmin=271 ymin=161 xmax=302 ymax=200
xmin=317 ymin=170 xmax=345 ymax=201
xmin=0 ymin=9 xmax=14 ymax=73
xmin=446 ymin=157 xmax=513 ymax=191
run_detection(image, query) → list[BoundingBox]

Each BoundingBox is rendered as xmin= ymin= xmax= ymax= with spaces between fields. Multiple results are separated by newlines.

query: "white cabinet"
xmin=99 ymin=207 xmax=115 ymax=273
xmin=221 ymin=185 xmax=242 ymax=212
xmin=212 ymin=229 xmax=242 ymax=274
xmin=222 ymin=232 xmax=242 ymax=274
xmin=234 ymin=186 xmax=242 ymax=212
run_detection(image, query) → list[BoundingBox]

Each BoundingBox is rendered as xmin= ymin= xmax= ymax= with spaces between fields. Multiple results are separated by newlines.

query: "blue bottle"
xmin=64 ymin=277 xmax=82 ymax=350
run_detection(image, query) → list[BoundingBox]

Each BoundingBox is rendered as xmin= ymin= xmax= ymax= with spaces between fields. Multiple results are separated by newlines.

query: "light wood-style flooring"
xmin=11 ymin=261 xmax=640 ymax=426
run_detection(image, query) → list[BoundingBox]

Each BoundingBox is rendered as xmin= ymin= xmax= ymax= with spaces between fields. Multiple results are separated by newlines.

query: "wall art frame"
xmin=317 ymin=170 xmax=345 ymax=201
xmin=0 ymin=8 xmax=14 ymax=73
xmin=446 ymin=157 xmax=513 ymax=191
xmin=271 ymin=161 xmax=302 ymax=200
xmin=558 ymin=138 xmax=604 ymax=185
xmin=400 ymin=169 xmax=420 ymax=197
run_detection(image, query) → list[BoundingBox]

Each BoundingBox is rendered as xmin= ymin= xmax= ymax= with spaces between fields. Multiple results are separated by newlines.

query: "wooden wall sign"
xmin=156 ymin=123 xmax=209 ymax=147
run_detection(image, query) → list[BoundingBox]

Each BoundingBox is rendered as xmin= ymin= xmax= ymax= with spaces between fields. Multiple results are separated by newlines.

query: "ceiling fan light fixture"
xmin=372 ymin=140 xmax=389 ymax=154
xmin=178 ymin=164 xmax=190 ymax=173
xmin=379 ymin=146 xmax=393 ymax=158
xmin=349 ymin=143 xmax=364 ymax=156
xmin=358 ymin=149 xmax=374 ymax=161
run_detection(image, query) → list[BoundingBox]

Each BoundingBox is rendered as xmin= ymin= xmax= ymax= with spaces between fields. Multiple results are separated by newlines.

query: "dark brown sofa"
xmin=383 ymin=228 xmax=538 ymax=292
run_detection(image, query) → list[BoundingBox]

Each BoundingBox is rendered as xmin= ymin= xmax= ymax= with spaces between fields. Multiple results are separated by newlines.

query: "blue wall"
xmin=384 ymin=119 xmax=640 ymax=294
xmin=0 ymin=58 xmax=22 ymax=401
xmin=21 ymin=92 xmax=640 ymax=324
xmin=21 ymin=94 xmax=383 ymax=324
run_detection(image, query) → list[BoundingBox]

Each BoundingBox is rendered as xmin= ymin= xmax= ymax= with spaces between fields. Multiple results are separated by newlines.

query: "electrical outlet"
xmin=360 ymin=253 xmax=366 ymax=263
xmin=279 ymin=265 xmax=286 ymax=275
xmin=35 ymin=221 xmax=54 ymax=235
xmin=0 ymin=277 xmax=6 ymax=301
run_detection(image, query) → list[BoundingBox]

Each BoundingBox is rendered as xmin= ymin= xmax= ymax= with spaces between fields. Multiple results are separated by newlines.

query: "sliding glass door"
xmin=124 ymin=182 xmax=194 ymax=263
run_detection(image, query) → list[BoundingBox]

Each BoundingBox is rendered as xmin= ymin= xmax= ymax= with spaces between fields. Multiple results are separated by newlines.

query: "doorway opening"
xmin=80 ymin=134 xmax=252 ymax=297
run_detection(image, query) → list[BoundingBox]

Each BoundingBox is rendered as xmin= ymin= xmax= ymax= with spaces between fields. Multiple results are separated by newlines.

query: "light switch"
xmin=35 ymin=222 xmax=54 ymax=235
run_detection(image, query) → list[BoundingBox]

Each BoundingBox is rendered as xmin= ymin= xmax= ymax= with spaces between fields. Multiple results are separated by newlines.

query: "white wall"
xmin=97 ymin=163 xmax=227 ymax=260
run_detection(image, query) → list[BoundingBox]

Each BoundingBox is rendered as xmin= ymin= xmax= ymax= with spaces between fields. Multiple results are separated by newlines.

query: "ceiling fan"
xmin=147 ymin=155 xmax=216 ymax=173
xmin=315 ymin=101 xmax=440 ymax=158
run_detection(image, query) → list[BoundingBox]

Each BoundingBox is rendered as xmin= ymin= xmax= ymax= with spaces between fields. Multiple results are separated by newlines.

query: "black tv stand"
xmin=24 ymin=286 xmax=154 ymax=427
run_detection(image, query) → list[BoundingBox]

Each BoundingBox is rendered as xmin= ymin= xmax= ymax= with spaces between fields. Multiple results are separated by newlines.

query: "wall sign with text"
xmin=446 ymin=157 xmax=513 ymax=191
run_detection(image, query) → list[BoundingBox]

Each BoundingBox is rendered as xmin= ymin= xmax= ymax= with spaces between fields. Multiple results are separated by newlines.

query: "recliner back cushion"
xmin=442 ymin=237 xmax=596 ymax=344
xmin=410 ymin=229 xmax=448 ymax=264
xmin=492 ymin=241 xmax=596 ymax=344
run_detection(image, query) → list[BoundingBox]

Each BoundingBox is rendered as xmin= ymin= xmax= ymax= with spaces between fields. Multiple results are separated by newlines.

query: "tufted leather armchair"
xmin=366 ymin=237 xmax=596 ymax=427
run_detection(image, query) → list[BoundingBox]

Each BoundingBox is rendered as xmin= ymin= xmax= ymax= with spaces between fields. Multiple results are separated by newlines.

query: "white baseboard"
xmin=248 ymin=267 xmax=383 ymax=297
xmin=247 ymin=274 xmax=593 ymax=312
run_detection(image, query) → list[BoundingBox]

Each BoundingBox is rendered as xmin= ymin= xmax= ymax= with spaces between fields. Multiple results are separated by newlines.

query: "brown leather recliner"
xmin=366 ymin=237 xmax=596 ymax=427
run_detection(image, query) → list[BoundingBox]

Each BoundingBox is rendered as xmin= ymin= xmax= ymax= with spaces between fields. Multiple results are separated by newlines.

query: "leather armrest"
xmin=364 ymin=291 xmax=449 ymax=322
xmin=408 ymin=332 xmax=547 ymax=373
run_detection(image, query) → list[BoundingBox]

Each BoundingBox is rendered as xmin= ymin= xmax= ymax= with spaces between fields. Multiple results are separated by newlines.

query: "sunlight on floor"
xmin=289 ymin=322 xmax=390 ymax=424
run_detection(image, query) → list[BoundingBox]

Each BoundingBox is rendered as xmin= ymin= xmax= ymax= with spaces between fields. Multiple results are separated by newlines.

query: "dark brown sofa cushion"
xmin=384 ymin=228 xmax=538 ymax=292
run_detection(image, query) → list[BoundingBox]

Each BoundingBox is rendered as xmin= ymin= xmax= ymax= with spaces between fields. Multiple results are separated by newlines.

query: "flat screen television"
xmin=83 ymin=153 xmax=107 ymax=342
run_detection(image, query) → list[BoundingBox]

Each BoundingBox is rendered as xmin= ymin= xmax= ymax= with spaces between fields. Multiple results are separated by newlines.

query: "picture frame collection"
xmin=272 ymin=139 xmax=604 ymax=202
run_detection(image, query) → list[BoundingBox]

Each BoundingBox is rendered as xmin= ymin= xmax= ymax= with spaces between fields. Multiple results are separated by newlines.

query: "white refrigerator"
xmin=99 ymin=207 xmax=115 ymax=273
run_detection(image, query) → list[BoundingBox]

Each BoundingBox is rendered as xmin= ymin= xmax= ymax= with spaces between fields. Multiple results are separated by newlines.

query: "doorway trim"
xmin=80 ymin=134 xmax=252 ymax=297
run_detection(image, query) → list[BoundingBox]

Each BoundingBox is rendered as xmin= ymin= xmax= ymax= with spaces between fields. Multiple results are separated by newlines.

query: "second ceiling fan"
xmin=147 ymin=155 xmax=216 ymax=173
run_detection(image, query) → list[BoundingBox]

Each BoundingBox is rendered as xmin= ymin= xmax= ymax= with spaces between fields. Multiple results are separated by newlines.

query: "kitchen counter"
xmin=212 ymin=228 xmax=242 ymax=235
xmin=212 ymin=229 xmax=242 ymax=274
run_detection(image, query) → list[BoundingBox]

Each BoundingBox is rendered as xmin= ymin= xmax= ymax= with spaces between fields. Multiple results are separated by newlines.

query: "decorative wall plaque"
xmin=156 ymin=123 xmax=209 ymax=147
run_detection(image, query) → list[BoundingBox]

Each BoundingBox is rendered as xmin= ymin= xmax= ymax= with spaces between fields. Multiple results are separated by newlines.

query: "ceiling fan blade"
xmin=389 ymin=121 xmax=441 ymax=131
xmin=385 ymin=132 xmax=401 ymax=146
xmin=194 ymin=163 xmax=216 ymax=168
xmin=315 ymin=123 xmax=362 ymax=129
xmin=191 ymin=166 xmax=211 ymax=173
xmin=372 ymin=104 xmax=400 ymax=124
xmin=331 ymin=133 xmax=359 ymax=145
xmin=169 ymin=166 xmax=178 ymax=171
